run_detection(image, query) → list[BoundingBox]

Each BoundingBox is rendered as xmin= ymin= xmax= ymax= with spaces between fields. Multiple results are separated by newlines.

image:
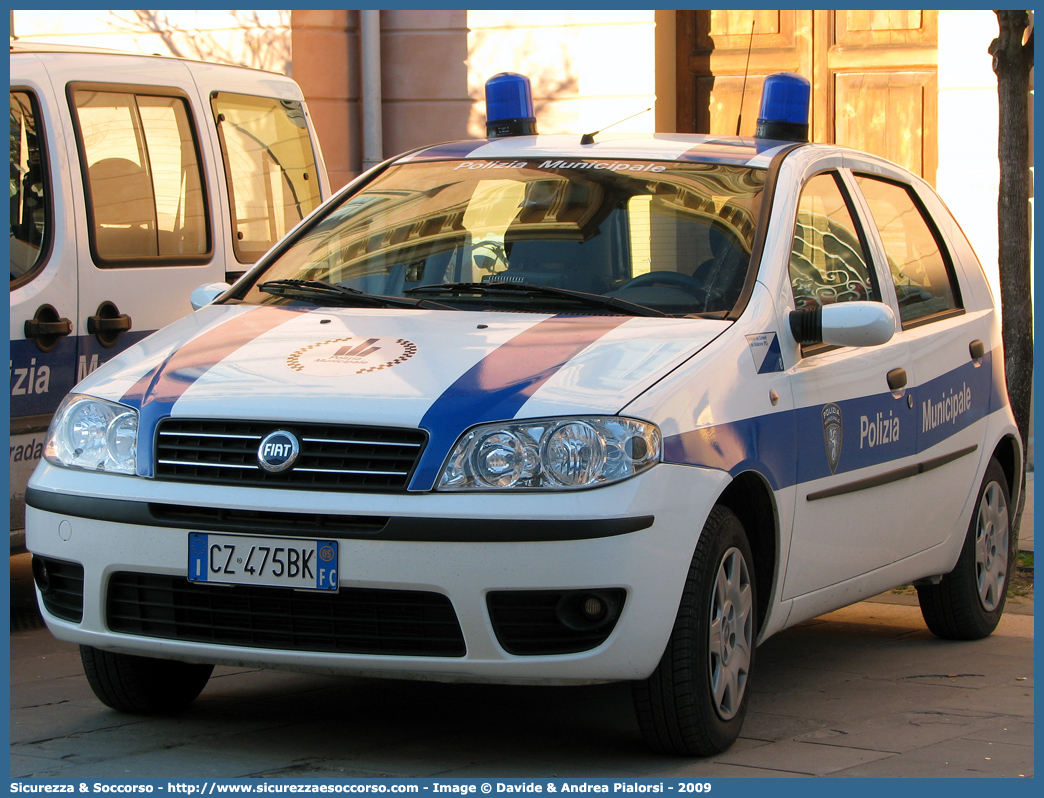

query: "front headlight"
xmin=437 ymin=417 xmax=660 ymax=491
xmin=44 ymin=394 xmax=138 ymax=475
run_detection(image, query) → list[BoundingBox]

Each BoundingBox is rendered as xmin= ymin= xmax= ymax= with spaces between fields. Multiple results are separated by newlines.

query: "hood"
xmin=84 ymin=304 xmax=728 ymax=424
xmin=79 ymin=303 xmax=728 ymax=485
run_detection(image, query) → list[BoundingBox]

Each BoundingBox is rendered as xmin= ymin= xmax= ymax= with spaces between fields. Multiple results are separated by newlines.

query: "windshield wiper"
xmin=257 ymin=279 xmax=456 ymax=310
xmin=404 ymin=281 xmax=668 ymax=317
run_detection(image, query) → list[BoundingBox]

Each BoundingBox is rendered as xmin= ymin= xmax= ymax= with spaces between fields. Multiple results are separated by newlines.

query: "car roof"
xmin=398 ymin=133 xmax=804 ymax=169
xmin=9 ymin=39 xmax=281 ymax=76
xmin=395 ymin=133 xmax=925 ymax=188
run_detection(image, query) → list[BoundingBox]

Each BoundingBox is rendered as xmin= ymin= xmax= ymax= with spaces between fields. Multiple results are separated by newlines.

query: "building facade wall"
xmin=290 ymin=10 xmax=357 ymax=192
xmin=465 ymin=10 xmax=659 ymax=140
xmin=937 ymin=10 xmax=1003 ymax=294
xmin=288 ymin=9 xmax=662 ymax=188
xmin=382 ymin=10 xmax=471 ymax=155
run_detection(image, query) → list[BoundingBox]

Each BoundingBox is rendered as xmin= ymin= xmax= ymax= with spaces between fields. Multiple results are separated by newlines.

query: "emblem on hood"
xmin=258 ymin=430 xmax=301 ymax=473
xmin=821 ymin=403 xmax=843 ymax=475
xmin=287 ymin=337 xmax=417 ymax=376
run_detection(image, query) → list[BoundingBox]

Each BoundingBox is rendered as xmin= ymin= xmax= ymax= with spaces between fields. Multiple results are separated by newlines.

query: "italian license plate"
xmin=188 ymin=533 xmax=338 ymax=592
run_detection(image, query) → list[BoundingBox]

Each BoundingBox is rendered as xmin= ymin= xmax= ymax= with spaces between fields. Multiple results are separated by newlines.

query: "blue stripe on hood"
xmin=120 ymin=306 xmax=308 ymax=476
xmin=410 ymin=315 xmax=630 ymax=490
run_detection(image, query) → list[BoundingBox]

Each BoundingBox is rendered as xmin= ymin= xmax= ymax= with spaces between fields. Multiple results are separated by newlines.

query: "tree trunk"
xmin=989 ymin=10 xmax=1033 ymax=540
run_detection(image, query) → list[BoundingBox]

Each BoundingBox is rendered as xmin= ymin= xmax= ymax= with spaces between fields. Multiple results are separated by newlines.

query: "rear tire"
xmin=917 ymin=458 xmax=1013 ymax=640
xmin=633 ymin=505 xmax=757 ymax=755
xmin=80 ymin=645 xmax=213 ymax=714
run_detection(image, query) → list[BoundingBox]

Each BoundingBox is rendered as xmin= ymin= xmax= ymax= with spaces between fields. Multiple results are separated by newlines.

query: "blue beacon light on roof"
xmin=755 ymin=72 xmax=810 ymax=143
xmin=485 ymin=72 xmax=538 ymax=139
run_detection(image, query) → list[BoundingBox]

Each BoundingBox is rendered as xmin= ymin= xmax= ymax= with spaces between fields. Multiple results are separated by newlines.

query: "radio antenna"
xmin=581 ymin=107 xmax=651 ymax=145
xmin=735 ymin=19 xmax=755 ymax=136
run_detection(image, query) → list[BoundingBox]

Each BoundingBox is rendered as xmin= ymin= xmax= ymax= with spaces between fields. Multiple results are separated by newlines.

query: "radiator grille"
xmin=154 ymin=419 xmax=426 ymax=491
xmin=107 ymin=572 xmax=465 ymax=657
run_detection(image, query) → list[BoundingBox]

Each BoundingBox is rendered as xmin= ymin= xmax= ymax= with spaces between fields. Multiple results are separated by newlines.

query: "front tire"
xmin=633 ymin=505 xmax=757 ymax=756
xmin=80 ymin=646 xmax=213 ymax=714
xmin=917 ymin=458 xmax=1013 ymax=640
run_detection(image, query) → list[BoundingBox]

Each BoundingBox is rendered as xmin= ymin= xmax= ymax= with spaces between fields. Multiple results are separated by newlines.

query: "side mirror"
xmin=190 ymin=282 xmax=232 ymax=311
xmin=789 ymin=301 xmax=896 ymax=348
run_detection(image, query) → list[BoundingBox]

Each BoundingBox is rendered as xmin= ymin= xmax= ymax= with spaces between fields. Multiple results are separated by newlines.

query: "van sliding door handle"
xmin=25 ymin=318 xmax=72 ymax=337
xmin=25 ymin=304 xmax=72 ymax=353
xmin=86 ymin=314 xmax=132 ymax=334
xmin=87 ymin=301 xmax=132 ymax=348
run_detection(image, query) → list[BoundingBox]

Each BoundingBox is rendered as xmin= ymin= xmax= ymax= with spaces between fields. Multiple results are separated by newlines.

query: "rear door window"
xmin=71 ymin=86 xmax=210 ymax=265
xmin=211 ymin=92 xmax=323 ymax=264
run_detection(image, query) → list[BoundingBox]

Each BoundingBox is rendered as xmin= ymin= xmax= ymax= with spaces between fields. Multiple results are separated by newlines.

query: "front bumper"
xmin=26 ymin=461 xmax=729 ymax=684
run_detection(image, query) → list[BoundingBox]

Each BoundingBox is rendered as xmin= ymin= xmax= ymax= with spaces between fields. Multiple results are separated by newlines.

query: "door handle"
xmin=25 ymin=318 xmax=73 ymax=337
xmin=24 ymin=304 xmax=73 ymax=353
xmin=887 ymin=368 xmax=908 ymax=391
xmin=969 ymin=340 xmax=985 ymax=360
xmin=87 ymin=315 xmax=132 ymax=334
xmin=87 ymin=301 xmax=132 ymax=348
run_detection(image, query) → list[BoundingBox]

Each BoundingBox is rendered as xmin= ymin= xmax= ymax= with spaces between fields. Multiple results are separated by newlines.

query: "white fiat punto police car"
xmin=26 ymin=73 xmax=1022 ymax=756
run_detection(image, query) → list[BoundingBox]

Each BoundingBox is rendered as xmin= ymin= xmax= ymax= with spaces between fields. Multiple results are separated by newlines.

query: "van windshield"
xmin=240 ymin=158 xmax=766 ymax=316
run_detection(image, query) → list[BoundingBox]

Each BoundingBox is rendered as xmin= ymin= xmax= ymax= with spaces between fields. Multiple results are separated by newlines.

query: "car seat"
xmin=692 ymin=222 xmax=749 ymax=310
xmin=89 ymin=158 xmax=158 ymax=259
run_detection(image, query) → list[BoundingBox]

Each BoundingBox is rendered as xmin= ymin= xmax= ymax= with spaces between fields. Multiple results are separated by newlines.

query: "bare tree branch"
xmin=105 ymin=10 xmax=290 ymax=74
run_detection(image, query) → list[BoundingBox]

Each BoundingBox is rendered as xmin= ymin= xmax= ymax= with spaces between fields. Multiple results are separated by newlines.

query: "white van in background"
xmin=10 ymin=42 xmax=331 ymax=548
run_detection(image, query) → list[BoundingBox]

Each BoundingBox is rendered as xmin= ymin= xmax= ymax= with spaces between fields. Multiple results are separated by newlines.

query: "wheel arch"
xmin=715 ymin=470 xmax=778 ymax=634
xmin=991 ymin=433 xmax=1023 ymax=511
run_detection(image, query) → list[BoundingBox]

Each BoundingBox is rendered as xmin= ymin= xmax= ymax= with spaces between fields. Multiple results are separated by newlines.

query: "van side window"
xmin=10 ymin=91 xmax=50 ymax=286
xmin=789 ymin=172 xmax=880 ymax=311
xmin=211 ymin=92 xmax=323 ymax=264
xmin=72 ymin=88 xmax=209 ymax=265
xmin=854 ymin=175 xmax=962 ymax=326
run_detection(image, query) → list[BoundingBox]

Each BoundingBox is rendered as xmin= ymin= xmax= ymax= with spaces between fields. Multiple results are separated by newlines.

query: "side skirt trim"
xmin=806 ymin=445 xmax=978 ymax=502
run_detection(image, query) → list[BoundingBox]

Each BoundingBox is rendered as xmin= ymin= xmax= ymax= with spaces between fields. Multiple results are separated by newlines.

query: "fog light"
xmin=32 ymin=555 xmax=51 ymax=593
xmin=582 ymin=595 xmax=606 ymax=620
xmin=555 ymin=589 xmax=621 ymax=631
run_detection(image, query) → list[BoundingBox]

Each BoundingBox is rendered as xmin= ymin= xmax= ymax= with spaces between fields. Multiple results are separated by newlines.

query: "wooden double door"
xmin=678 ymin=10 xmax=938 ymax=183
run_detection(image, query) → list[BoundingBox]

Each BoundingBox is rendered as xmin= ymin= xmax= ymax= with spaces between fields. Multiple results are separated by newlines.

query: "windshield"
xmin=238 ymin=157 xmax=766 ymax=316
